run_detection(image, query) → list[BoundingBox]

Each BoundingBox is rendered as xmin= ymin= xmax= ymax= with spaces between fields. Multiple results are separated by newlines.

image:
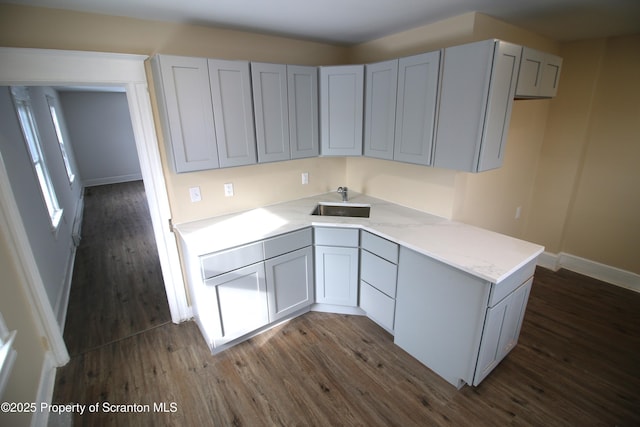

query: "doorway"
xmin=0 ymin=47 xmax=189 ymax=367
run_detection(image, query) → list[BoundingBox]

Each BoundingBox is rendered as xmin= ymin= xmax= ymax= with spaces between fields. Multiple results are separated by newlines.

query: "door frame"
xmin=0 ymin=47 xmax=190 ymax=366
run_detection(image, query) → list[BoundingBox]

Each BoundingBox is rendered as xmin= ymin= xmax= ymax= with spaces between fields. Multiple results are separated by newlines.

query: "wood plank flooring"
xmin=62 ymin=181 xmax=171 ymax=356
xmin=53 ymin=263 xmax=640 ymax=426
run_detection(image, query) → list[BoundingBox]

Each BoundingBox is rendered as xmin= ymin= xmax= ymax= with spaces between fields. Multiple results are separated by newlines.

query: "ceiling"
xmin=7 ymin=0 xmax=640 ymax=45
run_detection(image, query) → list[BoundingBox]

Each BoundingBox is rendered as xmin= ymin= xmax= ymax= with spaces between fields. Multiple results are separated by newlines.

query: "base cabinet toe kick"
xmin=177 ymin=221 xmax=540 ymax=389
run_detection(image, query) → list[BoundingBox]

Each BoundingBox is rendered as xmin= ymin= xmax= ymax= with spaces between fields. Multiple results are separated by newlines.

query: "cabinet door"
xmin=205 ymin=262 xmax=268 ymax=347
xmin=265 ymin=246 xmax=314 ymax=322
xmin=516 ymin=48 xmax=563 ymax=98
xmin=473 ymin=277 xmax=532 ymax=385
xmin=208 ymin=59 xmax=257 ymax=168
xmin=288 ymin=65 xmax=319 ymax=159
xmin=252 ymin=62 xmax=290 ymax=163
xmin=315 ymin=246 xmax=359 ymax=306
xmin=434 ymin=40 xmax=521 ymax=172
xmin=394 ymin=51 xmax=440 ymax=166
xmin=539 ymin=53 xmax=562 ymax=98
xmin=360 ymin=281 xmax=395 ymax=332
xmin=363 ymin=59 xmax=398 ymax=160
xmin=319 ymin=65 xmax=364 ymax=156
xmin=150 ymin=55 xmax=219 ymax=172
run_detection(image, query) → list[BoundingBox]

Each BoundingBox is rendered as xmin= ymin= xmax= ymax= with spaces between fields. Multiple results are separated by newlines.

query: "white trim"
xmin=82 ymin=172 xmax=143 ymax=187
xmin=0 ymin=48 xmax=191 ymax=354
xmin=0 ymin=150 xmax=70 ymax=366
xmin=537 ymin=251 xmax=640 ymax=293
xmin=30 ymin=351 xmax=57 ymax=427
xmin=53 ymin=242 xmax=77 ymax=331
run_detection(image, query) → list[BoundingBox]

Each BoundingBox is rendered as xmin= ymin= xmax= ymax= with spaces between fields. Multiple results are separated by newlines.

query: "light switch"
xmin=189 ymin=186 xmax=201 ymax=202
xmin=301 ymin=172 xmax=309 ymax=185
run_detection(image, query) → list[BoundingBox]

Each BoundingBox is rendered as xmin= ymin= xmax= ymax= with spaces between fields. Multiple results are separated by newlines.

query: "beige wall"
xmin=0 ymin=229 xmax=47 ymax=427
xmin=525 ymin=35 xmax=640 ymax=274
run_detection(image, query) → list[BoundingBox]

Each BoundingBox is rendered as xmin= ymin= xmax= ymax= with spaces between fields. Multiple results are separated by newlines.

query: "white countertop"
xmin=174 ymin=192 xmax=544 ymax=284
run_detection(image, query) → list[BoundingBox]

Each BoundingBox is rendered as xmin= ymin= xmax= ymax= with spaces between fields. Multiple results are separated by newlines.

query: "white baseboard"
xmin=537 ymin=251 xmax=640 ymax=293
xmin=83 ymin=173 xmax=143 ymax=187
xmin=30 ymin=351 xmax=57 ymax=427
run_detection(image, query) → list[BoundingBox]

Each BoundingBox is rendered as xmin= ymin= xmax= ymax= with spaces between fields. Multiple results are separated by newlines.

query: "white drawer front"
xmin=201 ymin=242 xmax=264 ymax=279
xmin=360 ymin=281 xmax=395 ymax=332
xmin=361 ymin=231 xmax=398 ymax=263
xmin=361 ymin=250 xmax=397 ymax=297
xmin=314 ymin=227 xmax=359 ymax=247
xmin=263 ymin=227 xmax=312 ymax=259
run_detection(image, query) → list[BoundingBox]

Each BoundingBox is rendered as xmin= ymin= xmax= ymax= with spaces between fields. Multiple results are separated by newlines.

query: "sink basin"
xmin=311 ymin=202 xmax=371 ymax=218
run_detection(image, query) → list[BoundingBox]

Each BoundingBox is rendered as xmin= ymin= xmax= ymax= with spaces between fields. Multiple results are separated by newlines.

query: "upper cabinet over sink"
xmin=363 ymin=51 xmax=440 ymax=166
xmin=319 ymin=64 xmax=364 ymax=156
xmin=433 ymin=40 xmax=522 ymax=172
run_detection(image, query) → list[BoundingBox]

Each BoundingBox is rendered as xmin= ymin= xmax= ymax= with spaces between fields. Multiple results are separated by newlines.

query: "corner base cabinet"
xmin=394 ymin=246 xmax=535 ymax=388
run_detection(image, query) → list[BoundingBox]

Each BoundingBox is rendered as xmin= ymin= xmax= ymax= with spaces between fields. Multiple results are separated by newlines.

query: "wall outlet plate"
xmin=301 ymin=172 xmax=309 ymax=185
xmin=224 ymin=183 xmax=234 ymax=197
xmin=189 ymin=186 xmax=201 ymax=202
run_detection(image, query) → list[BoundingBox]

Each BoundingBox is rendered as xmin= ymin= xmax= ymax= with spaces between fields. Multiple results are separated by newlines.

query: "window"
xmin=11 ymin=86 xmax=63 ymax=230
xmin=46 ymin=94 xmax=75 ymax=184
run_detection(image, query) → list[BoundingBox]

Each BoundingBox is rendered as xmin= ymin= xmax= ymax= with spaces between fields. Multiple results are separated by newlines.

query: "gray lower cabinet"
xmin=195 ymin=228 xmax=313 ymax=351
xmin=205 ymin=262 xmax=269 ymax=347
xmin=319 ymin=65 xmax=364 ymax=156
xmin=394 ymin=246 xmax=535 ymax=388
xmin=433 ymin=39 xmax=522 ymax=172
xmin=359 ymin=231 xmax=399 ymax=332
xmin=265 ymin=246 xmax=314 ymax=322
xmin=314 ymin=227 xmax=359 ymax=306
xmin=473 ymin=277 xmax=532 ymax=385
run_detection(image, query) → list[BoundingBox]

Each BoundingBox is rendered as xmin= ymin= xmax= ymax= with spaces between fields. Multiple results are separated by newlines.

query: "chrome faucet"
xmin=337 ymin=186 xmax=348 ymax=202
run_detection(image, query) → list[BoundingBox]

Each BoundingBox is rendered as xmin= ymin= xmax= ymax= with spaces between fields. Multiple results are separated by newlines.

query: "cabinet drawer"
xmin=360 ymin=281 xmax=395 ymax=332
xmin=201 ymin=242 xmax=264 ymax=279
xmin=361 ymin=231 xmax=398 ymax=263
xmin=264 ymin=228 xmax=312 ymax=259
xmin=488 ymin=258 xmax=536 ymax=307
xmin=314 ymin=227 xmax=359 ymax=247
xmin=361 ymin=250 xmax=397 ymax=297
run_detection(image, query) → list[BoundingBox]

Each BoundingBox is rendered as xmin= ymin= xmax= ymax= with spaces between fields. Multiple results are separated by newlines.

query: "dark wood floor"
xmin=62 ymin=181 xmax=171 ymax=356
xmin=54 ymin=194 xmax=640 ymax=425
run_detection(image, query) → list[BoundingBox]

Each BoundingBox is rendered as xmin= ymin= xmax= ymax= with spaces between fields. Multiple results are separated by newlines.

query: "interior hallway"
xmin=61 ymin=181 xmax=171 ymax=356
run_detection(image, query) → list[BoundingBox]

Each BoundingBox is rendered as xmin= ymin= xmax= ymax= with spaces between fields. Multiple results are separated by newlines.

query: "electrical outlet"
xmin=515 ymin=206 xmax=522 ymax=219
xmin=301 ymin=172 xmax=309 ymax=185
xmin=189 ymin=186 xmax=201 ymax=202
xmin=224 ymin=183 xmax=234 ymax=197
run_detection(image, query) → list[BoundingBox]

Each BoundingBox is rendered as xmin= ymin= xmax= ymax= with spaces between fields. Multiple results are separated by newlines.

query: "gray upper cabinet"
xmin=319 ymin=65 xmax=364 ymax=156
xmin=150 ymin=55 xmax=220 ymax=173
xmin=433 ymin=40 xmax=522 ymax=172
xmin=208 ymin=59 xmax=257 ymax=168
xmin=288 ymin=65 xmax=319 ymax=159
xmin=364 ymin=59 xmax=398 ymax=160
xmin=252 ymin=62 xmax=290 ymax=163
xmin=393 ymin=51 xmax=441 ymax=166
xmin=515 ymin=47 xmax=563 ymax=98
xmin=252 ymin=63 xmax=319 ymax=163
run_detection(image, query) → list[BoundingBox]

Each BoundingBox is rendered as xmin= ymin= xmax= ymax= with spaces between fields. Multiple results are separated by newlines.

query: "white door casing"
xmin=0 ymin=47 xmax=190 ymax=366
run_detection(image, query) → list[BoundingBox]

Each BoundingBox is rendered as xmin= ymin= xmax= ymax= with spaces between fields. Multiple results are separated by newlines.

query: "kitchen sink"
xmin=311 ymin=202 xmax=371 ymax=218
